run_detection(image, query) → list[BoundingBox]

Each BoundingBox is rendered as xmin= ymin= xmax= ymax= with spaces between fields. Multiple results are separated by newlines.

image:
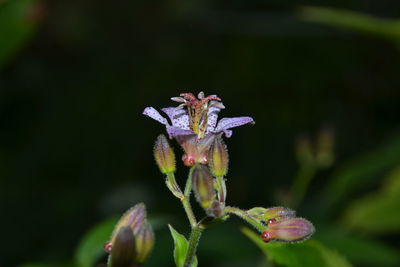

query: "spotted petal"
xmin=161 ymin=107 xmax=190 ymax=130
xmin=215 ymin=116 xmax=254 ymax=137
xmin=143 ymin=107 xmax=169 ymax=125
xmin=206 ymin=104 xmax=224 ymax=133
xmin=166 ymin=126 xmax=193 ymax=139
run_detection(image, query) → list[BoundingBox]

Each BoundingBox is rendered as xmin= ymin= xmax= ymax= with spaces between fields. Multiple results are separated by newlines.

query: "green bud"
xmin=134 ymin=221 xmax=155 ymax=263
xmin=247 ymin=206 xmax=295 ymax=223
xmin=192 ymin=165 xmax=216 ymax=209
xmin=247 ymin=207 xmax=268 ymax=221
xmin=208 ymin=136 xmax=229 ymax=177
xmin=154 ymin=134 xmax=176 ymax=174
xmin=263 ymin=207 xmax=296 ymax=222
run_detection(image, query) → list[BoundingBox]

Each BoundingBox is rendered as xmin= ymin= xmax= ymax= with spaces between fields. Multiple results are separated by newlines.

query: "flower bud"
xmin=109 ymin=226 xmax=137 ymax=267
xmin=154 ymin=134 xmax=176 ymax=174
xmin=192 ymin=165 xmax=216 ymax=209
xmin=106 ymin=203 xmax=155 ymax=265
xmin=247 ymin=207 xmax=268 ymax=221
xmin=208 ymin=136 xmax=229 ymax=177
xmin=261 ymin=218 xmax=315 ymax=243
xmin=110 ymin=204 xmax=146 ymax=241
xmin=134 ymin=221 xmax=155 ymax=263
xmin=263 ymin=207 xmax=296 ymax=222
xmin=247 ymin=206 xmax=295 ymax=223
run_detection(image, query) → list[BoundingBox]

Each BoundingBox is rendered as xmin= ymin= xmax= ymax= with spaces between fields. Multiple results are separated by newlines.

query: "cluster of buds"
xmin=104 ymin=203 xmax=155 ymax=267
xmin=248 ymin=206 xmax=314 ymax=243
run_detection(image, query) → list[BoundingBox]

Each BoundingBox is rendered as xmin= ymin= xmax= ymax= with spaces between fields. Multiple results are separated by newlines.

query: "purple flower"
xmin=143 ymin=92 xmax=254 ymax=166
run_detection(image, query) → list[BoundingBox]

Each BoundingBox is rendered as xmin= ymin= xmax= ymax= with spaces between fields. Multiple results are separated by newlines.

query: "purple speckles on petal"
xmin=144 ymin=94 xmax=255 ymax=141
xmin=166 ymin=126 xmax=193 ymax=139
xmin=223 ymin=129 xmax=233 ymax=138
xmin=143 ymin=107 xmax=169 ymax=125
xmin=162 ymin=107 xmax=190 ymax=130
xmin=206 ymin=106 xmax=222 ymax=133
xmin=215 ymin=117 xmax=255 ymax=134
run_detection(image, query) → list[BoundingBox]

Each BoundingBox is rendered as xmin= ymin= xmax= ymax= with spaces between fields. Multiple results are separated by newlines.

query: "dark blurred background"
xmin=1 ymin=0 xmax=400 ymax=266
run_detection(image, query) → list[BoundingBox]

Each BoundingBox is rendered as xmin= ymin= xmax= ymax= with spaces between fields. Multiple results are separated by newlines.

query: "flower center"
xmin=179 ymin=93 xmax=221 ymax=139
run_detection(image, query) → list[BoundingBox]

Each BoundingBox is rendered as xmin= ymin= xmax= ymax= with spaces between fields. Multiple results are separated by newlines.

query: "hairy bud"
xmin=192 ymin=165 xmax=216 ymax=209
xmin=109 ymin=226 xmax=137 ymax=267
xmin=247 ymin=206 xmax=295 ymax=223
xmin=208 ymin=136 xmax=229 ymax=177
xmin=154 ymin=134 xmax=176 ymax=174
xmin=261 ymin=218 xmax=315 ymax=243
xmin=134 ymin=221 xmax=155 ymax=263
xmin=106 ymin=203 xmax=155 ymax=265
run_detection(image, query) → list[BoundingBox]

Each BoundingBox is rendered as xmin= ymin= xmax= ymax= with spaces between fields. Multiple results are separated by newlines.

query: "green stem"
xmin=166 ymin=173 xmax=184 ymax=199
xmin=183 ymin=224 xmax=204 ymax=267
xmin=224 ymin=206 xmax=265 ymax=232
xmin=184 ymin=166 xmax=195 ymax=197
xmin=181 ymin=166 xmax=197 ymax=228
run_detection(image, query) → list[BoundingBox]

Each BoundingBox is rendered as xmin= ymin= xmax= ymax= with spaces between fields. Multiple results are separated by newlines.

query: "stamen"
xmin=173 ymin=92 xmax=222 ymax=138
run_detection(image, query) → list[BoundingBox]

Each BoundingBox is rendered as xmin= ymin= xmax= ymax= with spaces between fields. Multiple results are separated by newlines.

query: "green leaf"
xmin=168 ymin=224 xmax=197 ymax=267
xmin=317 ymin=228 xmax=400 ymax=267
xmin=74 ymin=217 xmax=118 ymax=267
xmin=341 ymin=167 xmax=400 ymax=234
xmin=0 ymin=0 xmax=39 ymax=68
xmin=320 ymin=136 xmax=400 ymax=213
xmin=242 ymin=227 xmax=352 ymax=267
xmin=300 ymin=6 xmax=400 ymax=43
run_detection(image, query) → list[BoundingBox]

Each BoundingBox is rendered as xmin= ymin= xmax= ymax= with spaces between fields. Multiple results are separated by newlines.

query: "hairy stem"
xmin=224 ymin=206 xmax=265 ymax=232
xmin=181 ymin=166 xmax=197 ymax=228
xmin=183 ymin=224 xmax=204 ymax=267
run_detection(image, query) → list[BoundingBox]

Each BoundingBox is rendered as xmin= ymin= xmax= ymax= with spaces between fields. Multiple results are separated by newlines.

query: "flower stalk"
xmin=183 ymin=224 xmax=204 ymax=267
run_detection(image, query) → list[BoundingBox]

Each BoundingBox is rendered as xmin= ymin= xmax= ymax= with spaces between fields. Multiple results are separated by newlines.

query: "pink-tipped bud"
xmin=107 ymin=203 xmax=155 ymax=264
xmin=261 ymin=218 xmax=315 ymax=243
xmin=192 ymin=165 xmax=216 ymax=209
xmin=154 ymin=134 xmax=176 ymax=174
xmin=208 ymin=136 xmax=229 ymax=177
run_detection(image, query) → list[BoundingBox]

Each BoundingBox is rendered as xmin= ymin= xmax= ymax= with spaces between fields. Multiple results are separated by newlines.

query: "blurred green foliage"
xmin=342 ymin=167 xmax=400 ymax=234
xmin=0 ymin=0 xmax=39 ymax=69
xmin=75 ymin=217 xmax=118 ymax=267
xmin=301 ymin=7 xmax=400 ymax=45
